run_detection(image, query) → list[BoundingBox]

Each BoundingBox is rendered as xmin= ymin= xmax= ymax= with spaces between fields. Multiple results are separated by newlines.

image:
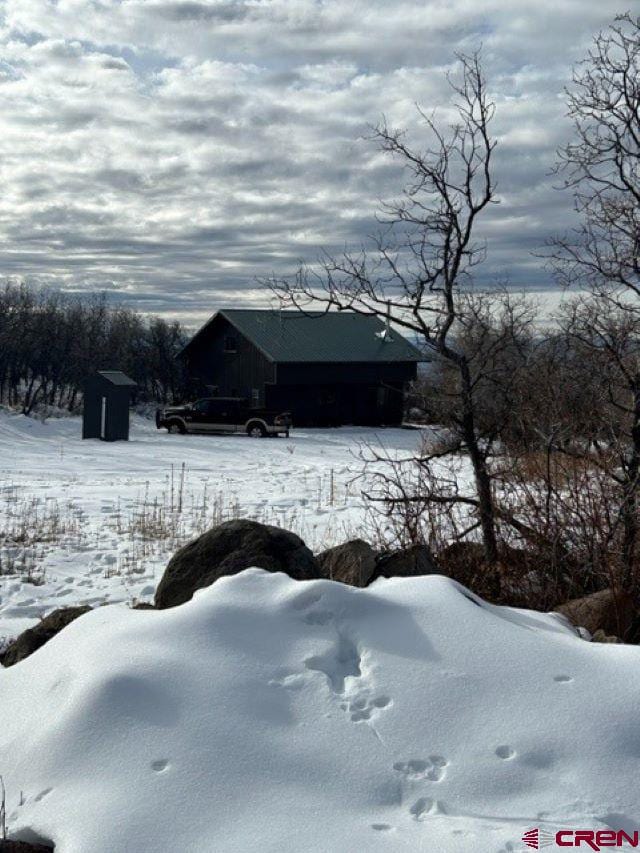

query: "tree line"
xmin=0 ymin=283 xmax=190 ymax=413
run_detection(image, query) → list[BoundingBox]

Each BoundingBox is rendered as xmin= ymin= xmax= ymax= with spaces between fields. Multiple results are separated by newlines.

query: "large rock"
xmin=1 ymin=606 xmax=91 ymax=668
xmin=372 ymin=544 xmax=438 ymax=581
xmin=155 ymin=519 xmax=322 ymax=609
xmin=556 ymin=588 xmax=634 ymax=638
xmin=0 ymin=842 xmax=54 ymax=852
xmin=316 ymin=539 xmax=377 ymax=587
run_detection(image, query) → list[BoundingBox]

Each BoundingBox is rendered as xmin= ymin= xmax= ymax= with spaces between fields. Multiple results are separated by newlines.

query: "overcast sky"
xmin=0 ymin=1 xmax=623 ymax=322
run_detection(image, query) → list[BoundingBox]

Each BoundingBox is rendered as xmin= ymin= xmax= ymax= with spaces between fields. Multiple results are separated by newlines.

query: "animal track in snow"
xmin=394 ymin=755 xmax=448 ymax=782
xmin=410 ymin=797 xmax=446 ymax=820
xmin=554 ymin=675 xmax=573 ymax=683
xmin=304 ymin=633 xmax=361 ymax=694
xmin=151 ymin=759 xmax=170 ymax=773
xmin=495 ymin=745 xmax=516 ymax=760
xmin=371 ymin=823 xmax=393 ymax=832
xmin=340 ymin=693 xmax=391 ymax=722
xmin=295 ymin=599 xmax=391 ymax=729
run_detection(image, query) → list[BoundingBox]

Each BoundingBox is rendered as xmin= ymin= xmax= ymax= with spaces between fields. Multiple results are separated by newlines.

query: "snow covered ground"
xmin=2 ymin=411 xmax=639 ymax=852
xmin=0 ymin=410 xmax=429 ymax=643
xmin=2 ymin=570 xmax=639 ymax=853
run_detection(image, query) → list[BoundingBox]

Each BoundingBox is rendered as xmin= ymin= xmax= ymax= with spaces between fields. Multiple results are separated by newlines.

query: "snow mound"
xmin=1 ymin=570 xmax=639 ymax=852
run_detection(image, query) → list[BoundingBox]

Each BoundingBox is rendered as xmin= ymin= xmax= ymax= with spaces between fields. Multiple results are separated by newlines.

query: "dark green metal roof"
xmin=187 ymin=309 xmax=425 ymax=363
xmin=97 ymin=370 xmax=137 ymax=387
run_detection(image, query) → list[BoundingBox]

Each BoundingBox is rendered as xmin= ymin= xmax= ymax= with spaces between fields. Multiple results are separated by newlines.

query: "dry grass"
xmin=30 ymin=463 xmax=356 ymax=579
xmin=0 ymin=547 xmax=46 ymax=585
xmin=105 ymin=470 xmax=358 ymax=577
xmin=0 ymin=486 xmax=90 ymax=584
xmin=0 ymin=462 xmax=362 ymax=583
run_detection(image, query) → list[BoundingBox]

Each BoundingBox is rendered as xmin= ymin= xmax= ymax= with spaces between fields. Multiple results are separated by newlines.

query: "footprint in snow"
xmin=554 ymin=675 xmax=573 ymax=683
xmin=304 ymin=634 xmax=362 ymax=694
xmin=394 ymin=756 xmax=448 ymax=782
xmin=495 ymin=745 xmax=516 ymax=760
xmin=341 ymin=694 xmax=391 ymax=722
xmin=410 ymin=797 xmax=446 ymax=819
xmin=151 ymin=759 xmax=170 ymax=773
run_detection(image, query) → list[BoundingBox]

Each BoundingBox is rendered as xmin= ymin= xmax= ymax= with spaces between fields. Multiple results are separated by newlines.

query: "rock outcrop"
xmin=1 ymin=605 xmax=91 ymax=668
xmin=155 ymin=519 xmax=323 ymax=609
xmin=316 ymin=539 xmax=377 ymax=587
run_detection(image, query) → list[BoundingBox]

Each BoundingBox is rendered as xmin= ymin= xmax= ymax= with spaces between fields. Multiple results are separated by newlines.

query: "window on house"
xmin=251 ymin=388 xmax=260 ymax=406
xmin=224 ymin=336 xmax=238 ymax=353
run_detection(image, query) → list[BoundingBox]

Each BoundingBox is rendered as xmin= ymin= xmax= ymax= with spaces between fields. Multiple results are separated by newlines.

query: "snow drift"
xmin=1 ymin=570 xmax=639 ymax=852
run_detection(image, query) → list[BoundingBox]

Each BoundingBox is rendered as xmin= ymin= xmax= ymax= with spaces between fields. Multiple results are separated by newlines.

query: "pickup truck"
xmin=156 ymin=397 xmax=292 ymax=437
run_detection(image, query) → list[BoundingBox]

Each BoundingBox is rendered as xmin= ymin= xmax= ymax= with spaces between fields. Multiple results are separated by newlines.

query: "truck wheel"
xmin=168 ymin=421 xmax=186 ymax=434
xmin=247 ymin=422 xmax=267 ymax=438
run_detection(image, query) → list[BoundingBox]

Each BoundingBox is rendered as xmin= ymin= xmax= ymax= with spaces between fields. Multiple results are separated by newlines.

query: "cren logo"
xmin=520 ymin=827 xmax=640 ymax=850
xmin=522 ymin=827 xmax=555 ymax=849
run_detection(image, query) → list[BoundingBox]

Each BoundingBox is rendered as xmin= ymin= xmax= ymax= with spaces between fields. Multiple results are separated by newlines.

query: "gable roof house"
xmin=180 ymin=309 xmax=425 ymax=426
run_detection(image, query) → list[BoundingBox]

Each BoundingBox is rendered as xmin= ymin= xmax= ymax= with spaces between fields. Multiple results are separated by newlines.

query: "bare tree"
xmin=546 ymin=14 xmax=640 ymax=592
xmin=550 ymin=13 xmax=639 ymax=300
xmin=267 ymin=52 xmax=508 ymax=564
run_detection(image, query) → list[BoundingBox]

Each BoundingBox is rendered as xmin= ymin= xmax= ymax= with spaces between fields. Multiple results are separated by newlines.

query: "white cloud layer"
xmin=0 ymin=0 xmax=621 ymax=319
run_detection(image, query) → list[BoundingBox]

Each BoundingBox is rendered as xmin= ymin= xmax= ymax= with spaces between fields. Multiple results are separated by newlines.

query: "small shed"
xmin=82 ymin=371 xmax=137 ymax=442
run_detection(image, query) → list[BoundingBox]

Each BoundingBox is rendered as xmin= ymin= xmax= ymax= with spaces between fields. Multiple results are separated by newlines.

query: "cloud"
xmin=150 ymin=1 xmax=253 ymax=23
xmin=0 ymin=0 xmax=621 ymax=321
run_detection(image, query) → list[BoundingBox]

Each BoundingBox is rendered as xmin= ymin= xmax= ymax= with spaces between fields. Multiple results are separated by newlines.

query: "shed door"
xmin=100 ymin=396 xmax=107 ymax=439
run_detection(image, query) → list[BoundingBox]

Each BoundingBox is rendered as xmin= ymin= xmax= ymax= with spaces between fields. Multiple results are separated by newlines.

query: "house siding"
xmin=182 ymin=316 xmax=275 ymax=406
